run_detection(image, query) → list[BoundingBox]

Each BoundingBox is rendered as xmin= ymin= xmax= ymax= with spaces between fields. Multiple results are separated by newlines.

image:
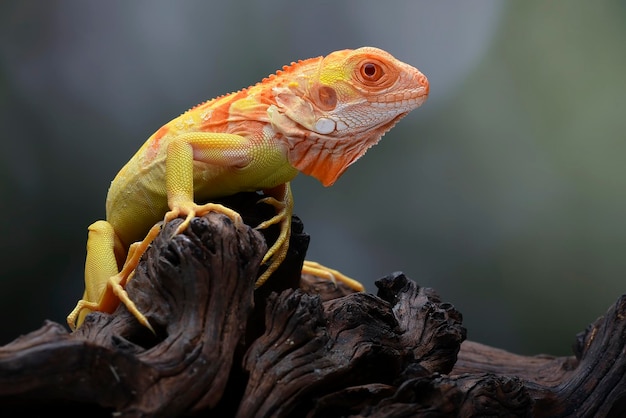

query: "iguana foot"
xmin=67 ymin=223 xmax=162 ymax=332
xmin=302 ymin=260 xmax=365 ymax=292
xmin=67 ymin=271 xmax=154 ymax=332
xmin=165 ymin=202 xmax=244 ymax=236
xmin=254 ymin=184 xmax=293 ymax=287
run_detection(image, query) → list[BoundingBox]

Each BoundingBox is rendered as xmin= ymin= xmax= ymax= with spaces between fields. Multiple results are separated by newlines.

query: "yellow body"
xmin=67 ymin=47 xmax=429 ymax=330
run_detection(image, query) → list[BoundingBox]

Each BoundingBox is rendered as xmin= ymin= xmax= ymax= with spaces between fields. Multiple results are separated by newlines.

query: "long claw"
xmin=166 ymin=202 xmax=244 ymax=236
xmin=255 ymin=197 xmax=285 ymax=230
xmin=110 ymin=275 xmax=155 ymax=333
xmin=255 ymin=213 xmax=290 ymax=287
xmin=254 ymin=184 xmax=293 ymax=287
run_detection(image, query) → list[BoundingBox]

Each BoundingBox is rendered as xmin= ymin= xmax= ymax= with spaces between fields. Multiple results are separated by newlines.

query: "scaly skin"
xmin=67 ymin=47 xmax=429 ymax=331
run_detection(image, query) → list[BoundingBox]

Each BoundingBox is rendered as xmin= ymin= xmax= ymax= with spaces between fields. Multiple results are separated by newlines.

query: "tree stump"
xmin=1 ymin=192 xmax=625 ymax=417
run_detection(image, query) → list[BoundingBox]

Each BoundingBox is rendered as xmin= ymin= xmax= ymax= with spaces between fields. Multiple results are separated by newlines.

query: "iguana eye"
xmin=360 ymin=62 xmax=384 ymax=81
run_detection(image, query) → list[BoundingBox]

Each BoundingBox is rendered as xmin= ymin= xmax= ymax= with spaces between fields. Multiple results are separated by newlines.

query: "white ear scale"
xmin=314 ymin=117 xmax=335 ymax=134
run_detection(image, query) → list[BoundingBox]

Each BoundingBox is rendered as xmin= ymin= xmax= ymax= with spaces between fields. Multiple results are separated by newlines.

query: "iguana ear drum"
xmin=314 ymin=85 xmax=338 ymax=111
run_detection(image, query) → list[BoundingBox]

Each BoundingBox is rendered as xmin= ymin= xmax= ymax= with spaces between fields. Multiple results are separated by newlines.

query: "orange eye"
xmin=360 ymin=62 xmax=384 ymax=82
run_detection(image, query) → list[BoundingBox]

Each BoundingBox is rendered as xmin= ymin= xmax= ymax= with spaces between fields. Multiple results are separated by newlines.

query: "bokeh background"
xmin=1 ymin=1 xmax=625 ymax=355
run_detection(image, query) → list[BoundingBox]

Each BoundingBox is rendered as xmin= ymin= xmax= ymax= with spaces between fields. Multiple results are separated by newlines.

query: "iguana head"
xmin=268 ymin=47 xmax=429 ymax=186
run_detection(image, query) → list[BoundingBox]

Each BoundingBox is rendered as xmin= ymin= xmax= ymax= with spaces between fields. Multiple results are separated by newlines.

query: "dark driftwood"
xmin=1 ymin=193 xmax=625 ymax=417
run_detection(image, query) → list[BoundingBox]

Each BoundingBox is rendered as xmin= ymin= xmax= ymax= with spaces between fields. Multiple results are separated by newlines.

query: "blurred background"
xmin=1 ymin=1 xmax=625 ymax=355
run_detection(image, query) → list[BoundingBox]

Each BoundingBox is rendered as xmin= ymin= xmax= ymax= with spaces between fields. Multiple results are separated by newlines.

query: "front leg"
xmin=69 ymin=132 xmax=253 ymax=331
xmin=163 ymin=132 xmax=252 ymax=232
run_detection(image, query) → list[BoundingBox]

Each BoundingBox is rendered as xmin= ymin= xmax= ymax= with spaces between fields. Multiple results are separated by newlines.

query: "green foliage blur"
xmin=1 ymin=1 xmax=625 ymax=355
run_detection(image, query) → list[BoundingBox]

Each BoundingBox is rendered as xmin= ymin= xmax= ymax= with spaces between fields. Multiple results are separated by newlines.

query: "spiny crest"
xmin=186 ymin=86 xmax=249 ymax=114
xmin=259 ymin=56 xmax=323 ymax=85
xmin=186 ymin=55 xmax=324 ymax=115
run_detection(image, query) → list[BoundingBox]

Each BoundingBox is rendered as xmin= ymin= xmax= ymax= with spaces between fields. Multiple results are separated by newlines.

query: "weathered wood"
xmin=453 ymin=296 xmax=626 ymax=417
xmin=1 ymin=192 xmax=625 ymax=417
xmin=1 ymin=197 xmax=267 ymax=416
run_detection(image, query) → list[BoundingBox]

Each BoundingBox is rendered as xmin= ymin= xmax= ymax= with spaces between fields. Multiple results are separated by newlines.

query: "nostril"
xmin=416 ymin=73 xmax=430 ymax=95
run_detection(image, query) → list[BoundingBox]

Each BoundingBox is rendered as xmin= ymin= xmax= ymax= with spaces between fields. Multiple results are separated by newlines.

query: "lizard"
xmin=67 ymin=46 xmax=429 ymax=331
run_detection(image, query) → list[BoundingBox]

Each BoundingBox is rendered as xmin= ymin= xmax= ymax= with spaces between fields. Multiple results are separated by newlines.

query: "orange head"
xmin=267 ymin=47 xmax=429 ymax=186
